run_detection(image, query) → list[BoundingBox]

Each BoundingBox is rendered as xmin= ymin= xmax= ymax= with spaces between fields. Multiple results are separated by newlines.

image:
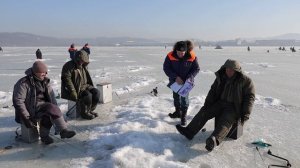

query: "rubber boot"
xmin=89 ymin=104 xmax=98 ymax=117
xmin=89 ymin=111 xmax=98 ymax=117
xmin=205 ymin=136 xmax=218 ymax=152
xmin=180 ymin=109 xmax=187 ymax=126
xmin=40 ymin=127 xmax=54 ymax=145
xmin=81 ymin=109 xmax=95 ymax=120
xmin=60 ymin=129 xmax=76 ymax=139
xmin=175 ymin=124 xmax=194 ymax=140
xmin=168 ymin=107 xmax=181 ymax=118
xmin=78 ymin=101 xmax=95 ymax=120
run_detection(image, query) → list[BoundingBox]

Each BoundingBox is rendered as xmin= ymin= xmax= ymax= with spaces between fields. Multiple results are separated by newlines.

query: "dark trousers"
xmin=173 ymin=92 xmax=189 ymax=111
xmin=79 ymin=88 xmax=100 ymax=112
xmin=187 ymin=101 xmax=237 ymax=144
xmin=36 ymin=103 xmax=64 ymax=137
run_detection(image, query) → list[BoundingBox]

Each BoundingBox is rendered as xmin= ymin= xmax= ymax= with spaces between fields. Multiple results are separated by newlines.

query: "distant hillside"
xmin=1 ymin=32 xmax=300 ymax=47
xmin=0 ymin=32 xmax=163 ymax=47
xmin=0 ymin=32 xmax=66 ymax=46
xmin=270 ymin=33 xmax=300 ymax=40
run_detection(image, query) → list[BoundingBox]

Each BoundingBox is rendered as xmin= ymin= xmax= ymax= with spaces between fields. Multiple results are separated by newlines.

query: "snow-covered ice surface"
xmin=0 ymin=46 xmax=299 ymax=168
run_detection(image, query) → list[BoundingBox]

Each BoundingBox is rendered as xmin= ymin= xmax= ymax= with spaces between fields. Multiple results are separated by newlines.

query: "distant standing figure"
xmin=247 ymin=46 xmax=250 ymax=51
xmin=82 ymin=43 xmax=90 ymax=55
xmin=36 ymin=49 xmax=42 ymax=59
xmin=68 ymin=43 xmax=77 ymax=60
xmin=291 ymin=47 xmax=296 ymax=52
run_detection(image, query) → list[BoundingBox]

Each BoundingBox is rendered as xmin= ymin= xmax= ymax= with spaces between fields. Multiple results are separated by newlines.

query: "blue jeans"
xmin=173 ymin=92 xmax=189 ymax=111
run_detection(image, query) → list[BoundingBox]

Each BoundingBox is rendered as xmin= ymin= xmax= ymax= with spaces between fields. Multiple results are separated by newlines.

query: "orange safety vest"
xmin=167 ymin=51 xmax=196 ymax=62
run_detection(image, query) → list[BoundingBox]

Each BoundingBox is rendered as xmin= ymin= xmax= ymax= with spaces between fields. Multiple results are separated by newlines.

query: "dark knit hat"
xmin=75 ymin=50 xmax=89 ymax=63
xmin=175 ymin=41 xmax=187 ymax=52
xmin=32 ymin=61 xmax=48 ymax=73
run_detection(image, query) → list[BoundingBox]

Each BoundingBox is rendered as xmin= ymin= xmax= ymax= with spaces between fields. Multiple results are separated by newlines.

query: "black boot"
xmin=39 ymin=126 xmax=53 ymax=145
xmin=41 ymin=135 xmax=54 ymax=145
xmin=89 ymin=111 xmax=98 ymax=117
xmin=60 ymin=129 xmax=76 ymax=139
xmin=79 ymin=103 xmax=95 ymax=120
xmin=168 ymin=107 xmax=181 ymax=118
xmin=89 ymin=104 xmax=98 ymax=117
xmin=81 ymin=112 xmax=95 ymax=120
xmin=180 ymin=109 xmax=187 ymax=126
xmin=175 ymin=124 xmax=194 ymax=140
xmin=205 ymin=136 xmax=217 ymax=151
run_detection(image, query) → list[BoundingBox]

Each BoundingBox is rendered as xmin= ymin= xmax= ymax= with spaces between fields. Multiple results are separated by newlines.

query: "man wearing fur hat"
xmin=163 ymin=41 xmax=200 ymax=126
xmin=176 ymin=59 xmax=255 ymax=151
xmin=13 ymin=61 xmax=76 ymax=145
xmin=61 ymin=50 xmax=99 ymax=120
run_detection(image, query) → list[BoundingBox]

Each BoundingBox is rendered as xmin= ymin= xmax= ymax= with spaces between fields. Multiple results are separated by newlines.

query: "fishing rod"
xmin=267 ymin=149 xmax=292 ymax=168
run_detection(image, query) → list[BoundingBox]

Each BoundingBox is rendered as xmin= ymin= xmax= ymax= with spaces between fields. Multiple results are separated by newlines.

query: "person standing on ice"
xmin=81 ymin=43 xmax=90 ymax=55
xmin=68 ymin=43 xmax=77 ymax=60
xmin=176 ymin=59 xmax=255 ymax=151
xmin=13 ymin=61 xmax=76 ymax=145
xmin=35 ymin=48 xmax=42 ymax=59
xmin=163 ymin=40 xmax=200 ymax=126
xmin=61 ymin=50 xmax=99 ymax=120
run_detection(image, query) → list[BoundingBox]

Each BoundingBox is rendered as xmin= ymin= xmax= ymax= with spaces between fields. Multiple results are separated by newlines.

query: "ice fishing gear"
xmin=268 ymin=164 xmax=291 ymax=168
xmin=267 ymin=149 xmax=292 ymax=168
xmin=113 ymin=91 xmax=121 ymax=99
xmin=256 ymin=147 xmax=265 ymax=162
xmin=252 ymin=139 xmax=272 ymax=147
xmin=150 ymin=87 xmax=158 ymax=96
xmin=65 ymin=103 xmax=77 ymax=117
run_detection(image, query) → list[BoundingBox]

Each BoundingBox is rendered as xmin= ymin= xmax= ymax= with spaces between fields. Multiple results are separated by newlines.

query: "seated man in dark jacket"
xmin=13 ymin=61 xmax=76 ymax=145
xmin=176 ymin=59 xmax=255 ymax=151
xmin=61 ymin=50 xmax=99 ymax=120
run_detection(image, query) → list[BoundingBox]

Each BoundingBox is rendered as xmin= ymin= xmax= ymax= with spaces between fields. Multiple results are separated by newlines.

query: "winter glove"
xmin=70 ymin=90 xmax=78 ymax=101
xmin=176 ymin=76 xmax=184 ymax=85
xmin=87 ymin=85 xmax=94 ymax=90
xmin=22 ymin=116 xmax=35 ymax=128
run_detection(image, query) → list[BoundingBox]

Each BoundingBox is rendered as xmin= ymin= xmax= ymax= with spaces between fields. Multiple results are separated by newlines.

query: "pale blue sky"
xmin=1 ymin=0 xmax=300 ymax=40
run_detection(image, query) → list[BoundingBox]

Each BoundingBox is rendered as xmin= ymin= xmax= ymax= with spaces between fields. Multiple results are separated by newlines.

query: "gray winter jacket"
xmin=12 ymin=68 xmax=57 ymax=123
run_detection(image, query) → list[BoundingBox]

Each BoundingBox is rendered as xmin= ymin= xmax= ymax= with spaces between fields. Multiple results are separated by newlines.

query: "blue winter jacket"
xmin=163 ymin=51 xmax=200 ymax=86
